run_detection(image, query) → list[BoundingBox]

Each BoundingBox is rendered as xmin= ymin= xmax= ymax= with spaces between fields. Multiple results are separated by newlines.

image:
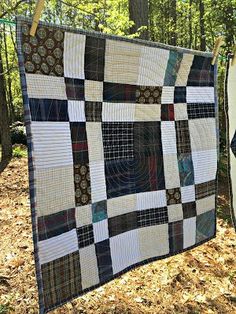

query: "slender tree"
xmin=0 ymin=1 xmax=29 ymax=172
xmin=3 ymin=25 xmax=15 ymax=122
xmin=129 ymin=0 xmax=149 ymax=40
xmin=169 ymin=0 xmax=177 ymax=46
xmin=199 ymin=0 xmax=206 ymax=51
xmin=0 ymin=43 xmax=12 ymax=173
xmin=223 ymin=3 xmax=235 ymax=50
xmin=189 ymin=0 xmax=193 ymax=48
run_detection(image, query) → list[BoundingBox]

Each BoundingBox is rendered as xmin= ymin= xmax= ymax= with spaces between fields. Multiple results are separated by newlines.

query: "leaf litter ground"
xmin=0 ymin=156 xmax=235 ymax=314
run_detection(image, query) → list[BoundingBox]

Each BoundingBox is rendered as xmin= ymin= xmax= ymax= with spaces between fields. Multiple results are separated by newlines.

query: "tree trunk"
xmin=129 ymin=0 xmax=149 ymax=40
xmin=3 ymin=25 xmax=15 ymax=123
xmin=149 ymin=0 xmax=155 ymax=41
xmin=93 ymin=0 xmax=100 ymax=32
xmin=194 ymin=24 xmax=198 ymax=50
xmin=199 ymin=0 xmax=206 ymax=51
xmin=188 ymin=0 xmax=193 ymax=49
xmin=169 ymin=0 xmax=177 ymax=46
xmin=223 ymin=4 xmax=235 ymax=50
xmin=0 ymin=45 xmax=12 ymax=173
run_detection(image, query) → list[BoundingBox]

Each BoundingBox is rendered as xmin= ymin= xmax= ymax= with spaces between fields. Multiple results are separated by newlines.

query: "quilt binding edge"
xmin=15 ymin=16 xmax=218 ymax=314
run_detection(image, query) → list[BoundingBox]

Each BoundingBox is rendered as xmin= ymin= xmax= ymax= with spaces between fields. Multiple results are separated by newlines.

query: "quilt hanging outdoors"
xmin=17 ymin=17 xmax=218 ymax=313
xmin=225 ymin=56 xmax=236 ymax=229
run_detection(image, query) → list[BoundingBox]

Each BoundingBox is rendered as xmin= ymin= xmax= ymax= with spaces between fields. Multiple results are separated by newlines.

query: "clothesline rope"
xmin=0 ymin=18 xmax=16 ymax=26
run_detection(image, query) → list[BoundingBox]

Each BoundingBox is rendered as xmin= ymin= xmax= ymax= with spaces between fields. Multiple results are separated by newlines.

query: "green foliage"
xmin=1 ymin=0 xmax=236 ymax=167
xmin=42 ymin=0 xmax=132 ymax=35
xmin=12 ymin=145 xmax=27 ymax=158
xmin=1 ymin=0 xmax=235 ymax=122
xmin=218 ymin=152 xmax=228 ymax=179
xmin=0 ymin=0 xmax=135 ymax=124
xmin=228 ymin=270 xmax=236 ymax=283
xmin=0 ymin=303 xmax=13 ymax=314
xmin=10 ymin=122 xmax=27 ymax=145
xmin=149 ymin=0 xmax=236 ymax=50
xmin=217 ymin=202 xmax=231 ymax=224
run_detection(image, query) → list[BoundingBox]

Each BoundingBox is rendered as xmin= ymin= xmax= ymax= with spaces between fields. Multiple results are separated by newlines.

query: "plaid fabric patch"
xmin=95 ymin=239 xmax=113 ymax=282
xmin=168 ymin=221 xmax=183 ymax=252
xmin=195 ymin=180 xmax=216 ymax=200
xmin=196 ymin=209 xmax=215 ymax=242
xmin=187 ymin=103 xmax=215 ymax=119
xmin=77 ymin=225 xmax=94 ymax=248
xmin=102 ymin=122 xmax=134 ymax=160
xmin=164 ymin=51 xmax=183 ymax=86
xmin=41 ymin=252 xmax=82 ymax=311
xmin=178 ymin=153 xmax=195 ymax=187
xmin=187 ymin=55 xmax=214 ymax=86
xmin=175 ymin=120 xmax=192 ymax=154
xmin=137 ymin=207 xmax=168 ymax=227
xmin=17 ymin=17 xmax=217 ymax=313
xmin=70 ymin=122 xmax=89 ymax=163
xmin=29 ymin=99 xmax=68 ymax=121
xmin=92 ymin=200 xmax=107 ymax=223
xmin=174 ymin=87 xmax=186 ymax=103
xmin=103 ymin=82 xmax=136 ymax=102
xmin=65 ymin=78 xmax=84 ymax=100
xmin=85 ymin=36 xmax=105 ymax=81
xmin=105 ymin=158 xmax=136 ymax=198
xmin=134 ymin=122 xmax=163 ymax=157
xmin=38 ymin=208 xmax=76 ymax=241
xmin=70 ymin=121 xmax=91 ymax=205
xmin=134 ymin=156 xmax=165 ymax=192
xmin=182 ymin=202 xmax=197 ymax=219
xmin=85 ymin=101 xmax=102 ymax=122
xmin=161 ymin=104 xmax=175 ymax=121
xmin=104 ymin=83 xmax=163 ymax=104
xmin=108 ymin=212 xmax=138 ymax=237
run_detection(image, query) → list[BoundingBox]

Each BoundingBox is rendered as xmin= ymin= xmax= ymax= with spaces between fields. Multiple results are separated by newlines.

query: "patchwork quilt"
xmin=17 ymin=17 xmax=218 ymax=313
xmin=225 ymin=56 xmax=236 ymax=229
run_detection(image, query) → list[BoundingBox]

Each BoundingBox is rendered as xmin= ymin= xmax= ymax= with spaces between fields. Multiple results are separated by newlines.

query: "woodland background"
xmin=0 ymin=1 xmax=236 ymax=313
xmin=0 ymin=0 xmax=236 ymax=171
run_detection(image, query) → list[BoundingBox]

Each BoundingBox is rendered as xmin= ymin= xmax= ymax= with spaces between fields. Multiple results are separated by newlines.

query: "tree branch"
xmin=10 ymin=26 xmax=17 ymax=54
xmin=0 ymin=65 xmax=18 ymax=76
xmin=0 ymin=0 xmax=27 ymax=19
xmin=60 ymin=0 xmax=98 ymax=18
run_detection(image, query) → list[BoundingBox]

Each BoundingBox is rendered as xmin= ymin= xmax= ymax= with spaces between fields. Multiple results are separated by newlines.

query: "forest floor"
xmin=0 ymin=154 xmax=236 ymax=314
